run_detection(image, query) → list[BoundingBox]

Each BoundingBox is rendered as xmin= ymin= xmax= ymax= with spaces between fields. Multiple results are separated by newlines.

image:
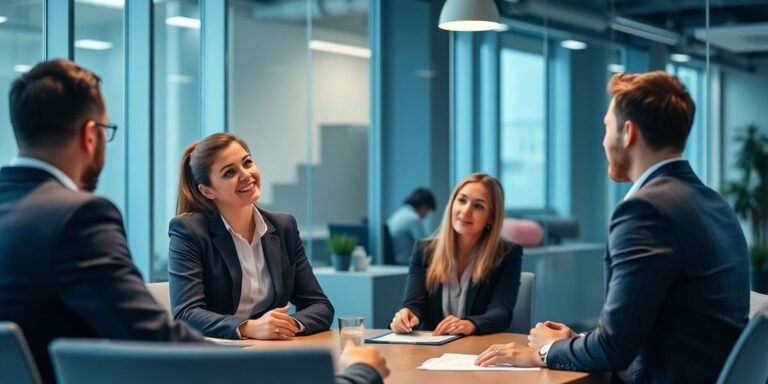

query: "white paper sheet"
xmin=367 ymin=331 xmax=459 ymax=344
xmin=418 ymin=353 xmax=541 ymax=371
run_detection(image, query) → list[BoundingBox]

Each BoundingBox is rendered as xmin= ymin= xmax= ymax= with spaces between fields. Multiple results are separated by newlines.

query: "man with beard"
xmin=475 ymin=71 xmax=749 ymax=383
xmin=0 ymin=60 xmax=390 ymax=384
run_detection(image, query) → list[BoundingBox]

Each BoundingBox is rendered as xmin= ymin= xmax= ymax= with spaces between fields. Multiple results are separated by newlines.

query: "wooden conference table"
xmin=226 ymin=329 xmax=603 ymax=384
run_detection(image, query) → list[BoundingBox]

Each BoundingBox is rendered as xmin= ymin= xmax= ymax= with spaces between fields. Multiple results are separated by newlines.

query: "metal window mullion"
xmin=44 ymin=0 xmax=74 ymax=60
xmin=368 ymin=0 xmax=382 ymax=264
xmin=201 ymin=0 xmax=228 ymax=135
xmin=125 ymin=0 xmax=154 ymax=280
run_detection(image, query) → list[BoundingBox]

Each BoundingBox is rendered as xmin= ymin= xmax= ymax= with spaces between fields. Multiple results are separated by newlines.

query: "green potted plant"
xmin=722 ymin=124 xmax=768 ymax=293
xmin=328 ymin=235 xmax=357 ymax=272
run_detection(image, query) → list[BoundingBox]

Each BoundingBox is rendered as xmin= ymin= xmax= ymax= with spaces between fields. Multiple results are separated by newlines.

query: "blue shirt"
xmin=386 ymin=205 xmax=428 ymax=265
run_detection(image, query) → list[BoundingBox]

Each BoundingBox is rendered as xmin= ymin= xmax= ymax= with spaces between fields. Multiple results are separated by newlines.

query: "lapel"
xmin=259 ymin=209 xmax=285 ymax=308
xmin=207 ymin=211 xmax=243 ymax=311
xmin=465 ymin=279 xmax=480 ymax=315
xmin=604 ymin=246 xmax=611 ymax=295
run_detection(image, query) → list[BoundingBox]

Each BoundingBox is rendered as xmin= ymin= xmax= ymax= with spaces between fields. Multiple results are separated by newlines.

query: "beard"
xmin=81 ymin=143 xmax=105 ymax=192
xmin=607 ymin=139 xmax=631 ymax=183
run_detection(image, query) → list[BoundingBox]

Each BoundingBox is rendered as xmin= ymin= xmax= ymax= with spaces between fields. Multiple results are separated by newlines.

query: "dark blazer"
xmin=168 ymin=209 xmax=334 ymax=339
xmin=401 ymin=239 xmax=523 ymax=334
xmin=547 ymin=161 xmax=750 ymax=383
xmin=0 ymin=166 xmax=202 ymax=384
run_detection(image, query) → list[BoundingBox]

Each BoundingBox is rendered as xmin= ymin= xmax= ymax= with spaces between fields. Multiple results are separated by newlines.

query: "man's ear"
xmin=81 ymin=120 xmax=98 ymax=155
xmin=623 ymin=120 xmax=637 ymax=148
xmin=198 ymin=184 xmax=216 ymax=200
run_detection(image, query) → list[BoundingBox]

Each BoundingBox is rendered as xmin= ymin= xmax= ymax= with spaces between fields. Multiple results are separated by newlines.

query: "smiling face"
xmin=197 ymin=141 xmax=261 ymax=210
xmin=451 ymin=182 xmax=492 ymax=240
xmin=603 ymin=98 xmax=631 ymax=182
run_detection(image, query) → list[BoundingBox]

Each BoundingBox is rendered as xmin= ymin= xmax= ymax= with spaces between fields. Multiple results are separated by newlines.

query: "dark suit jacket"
xmin=401 ymin=240 xmax=523 ymax=334
xmin=0 ymin=166 xmax=202 ymax=384
xmin=168 ymin=209 xmax=334 ymax=339
xmin=547 ymin=161 xmax=750 ymax=383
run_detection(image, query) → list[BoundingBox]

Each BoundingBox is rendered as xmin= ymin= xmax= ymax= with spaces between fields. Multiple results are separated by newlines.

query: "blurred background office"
xmin=1 ymin=0 xmax=767 ymax=330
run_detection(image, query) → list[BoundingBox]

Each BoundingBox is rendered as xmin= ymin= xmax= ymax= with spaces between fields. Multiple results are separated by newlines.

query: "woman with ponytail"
xmin=168 ymin=133 xmax=334 ymax=340
xmin=389 ymin=173 xmax=522 ymax=336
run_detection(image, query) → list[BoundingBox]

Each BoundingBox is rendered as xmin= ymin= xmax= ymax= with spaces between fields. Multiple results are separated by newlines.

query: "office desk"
xmin=229 ymin=330 xmax=602 ymax=384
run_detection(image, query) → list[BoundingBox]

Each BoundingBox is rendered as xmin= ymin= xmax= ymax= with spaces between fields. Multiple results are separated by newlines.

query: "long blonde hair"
xmin=425 ymin=173 xmax=506 ymax=292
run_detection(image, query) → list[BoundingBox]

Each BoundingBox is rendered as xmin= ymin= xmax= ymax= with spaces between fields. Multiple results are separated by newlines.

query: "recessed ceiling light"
xmin=309 ymin=40 xmax=371 ymax=59
xmin=75 ymin=0 xmax=124 ymax=9
xmin=607 ymin=64 xmax=626 ymax=73
xmin=0 ymin=16 xmax=8 ymax=24
xmin=670 ymin=53 xmax=691 ymax=63
xmin=13 ymin=64 xmax=32 ymax=73
xmin=75 ymin=39 xmax=113 ymax=50
xmin=561 ymin=40 xmax=587 ymax=50
xmin=165 ymin=16 xmax=201 ymax=29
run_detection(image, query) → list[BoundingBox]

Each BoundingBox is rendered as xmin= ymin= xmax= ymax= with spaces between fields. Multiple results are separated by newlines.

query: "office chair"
xmin=716 ymin=309 xmax=768 ymax=384
xmin=0 ymin=322 xmax=43 ymax=384
xmin=509 ymin=272 xmax=535 ymax=333
xmin=750 ymin=290 xmax=768 ymax=319
xmin=50 ymin=339 xmax=335 ymax=384
xmin=146 ymin=282 xmax=172 ymax=315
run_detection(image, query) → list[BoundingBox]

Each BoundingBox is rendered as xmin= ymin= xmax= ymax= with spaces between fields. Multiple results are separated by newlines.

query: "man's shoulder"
xmin=11 ymin=178 xmax=115 ymax=218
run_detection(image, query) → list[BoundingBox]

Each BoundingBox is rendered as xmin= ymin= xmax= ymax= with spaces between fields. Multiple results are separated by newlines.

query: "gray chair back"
xmin=50 ymin=339 xmax=336 ymax=384
xmin=146 ymin=282 xmax=172 ymax=315
xmin=750 ymin=290 xmax=768 ymax=319
xmin=509 ymin=272 xmax=535 ymax=333
xmin=0 ymin=322 xmax=42 ymax=384
xmin=716 ymin=309 xmax=768 ymax=384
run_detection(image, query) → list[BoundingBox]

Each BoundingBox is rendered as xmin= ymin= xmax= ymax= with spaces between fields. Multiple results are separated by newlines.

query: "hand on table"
xmin=527 ymin=321 xmax=576 ymax=349
xmin=432 ymin=315 xmax=476 ymax=336
xmin=475 ymin=343 xmax=544 ymax=368
xmin=238 ymin=305 xmax=299 ymax=340
xmin=390 ymin=308 xmax=419 ymax=333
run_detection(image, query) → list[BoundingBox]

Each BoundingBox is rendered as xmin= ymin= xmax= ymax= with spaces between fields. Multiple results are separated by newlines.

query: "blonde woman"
xmin=390 ymin=173 xmax=523 ymax=335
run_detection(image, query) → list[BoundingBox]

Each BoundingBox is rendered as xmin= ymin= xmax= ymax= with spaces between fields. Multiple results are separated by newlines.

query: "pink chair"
xmin=501 ymin=218 xmax=544 ymax=248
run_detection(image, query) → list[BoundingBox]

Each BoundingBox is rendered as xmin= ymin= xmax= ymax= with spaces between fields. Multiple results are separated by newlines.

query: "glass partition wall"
xmin=1 ymin=0 xmax=766 ymax=281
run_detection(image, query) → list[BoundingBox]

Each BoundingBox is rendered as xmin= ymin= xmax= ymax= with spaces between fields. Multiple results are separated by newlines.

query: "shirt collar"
xmin=10 ymin=156 xmax=79 ymax=191
xmin=624 ymin=158 xmax=685 ymax=200
xmin=220 ymin=205 xmax=268 ymax=243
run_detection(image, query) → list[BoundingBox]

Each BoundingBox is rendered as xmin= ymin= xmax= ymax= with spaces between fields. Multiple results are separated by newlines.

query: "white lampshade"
xmin=439 ymin=0 xmax=502 ymax=32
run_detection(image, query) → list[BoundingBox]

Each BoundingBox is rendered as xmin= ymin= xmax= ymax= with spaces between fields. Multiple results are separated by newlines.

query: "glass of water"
xmin=338 ymin=316 xmax=365 ymax=350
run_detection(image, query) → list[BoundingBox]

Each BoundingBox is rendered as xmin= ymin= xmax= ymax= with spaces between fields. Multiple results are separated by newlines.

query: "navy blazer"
xmin=0 ymin=166 xmax=202 ymax=384
xmin=168 ymin=209 xmax=334 ymax=339
xmin=547 ymin=161 xmax=750 ymax=383
xmin=401 ymin=240 xmax=523 ymax=334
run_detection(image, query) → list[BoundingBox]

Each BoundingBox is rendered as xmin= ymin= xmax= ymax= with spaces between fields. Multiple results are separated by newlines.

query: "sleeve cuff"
xmin=236 ymin=320 xmax=248 ymax=339
xmin=292 ymin=317 xmax=307 ymax=333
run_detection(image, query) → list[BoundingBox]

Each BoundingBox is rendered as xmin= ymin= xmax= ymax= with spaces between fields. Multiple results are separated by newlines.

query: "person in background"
xmin=475 ymin=71 xmax=749 ymax=384
xmin=390 ymin=173 xmax=523 ymax=336
xmin=387 ymin=187 xmax=436 ymax=264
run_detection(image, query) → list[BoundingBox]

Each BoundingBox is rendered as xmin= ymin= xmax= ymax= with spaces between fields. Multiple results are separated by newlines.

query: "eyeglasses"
xmin=95 ymin=122 xmax=118 ymax=142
